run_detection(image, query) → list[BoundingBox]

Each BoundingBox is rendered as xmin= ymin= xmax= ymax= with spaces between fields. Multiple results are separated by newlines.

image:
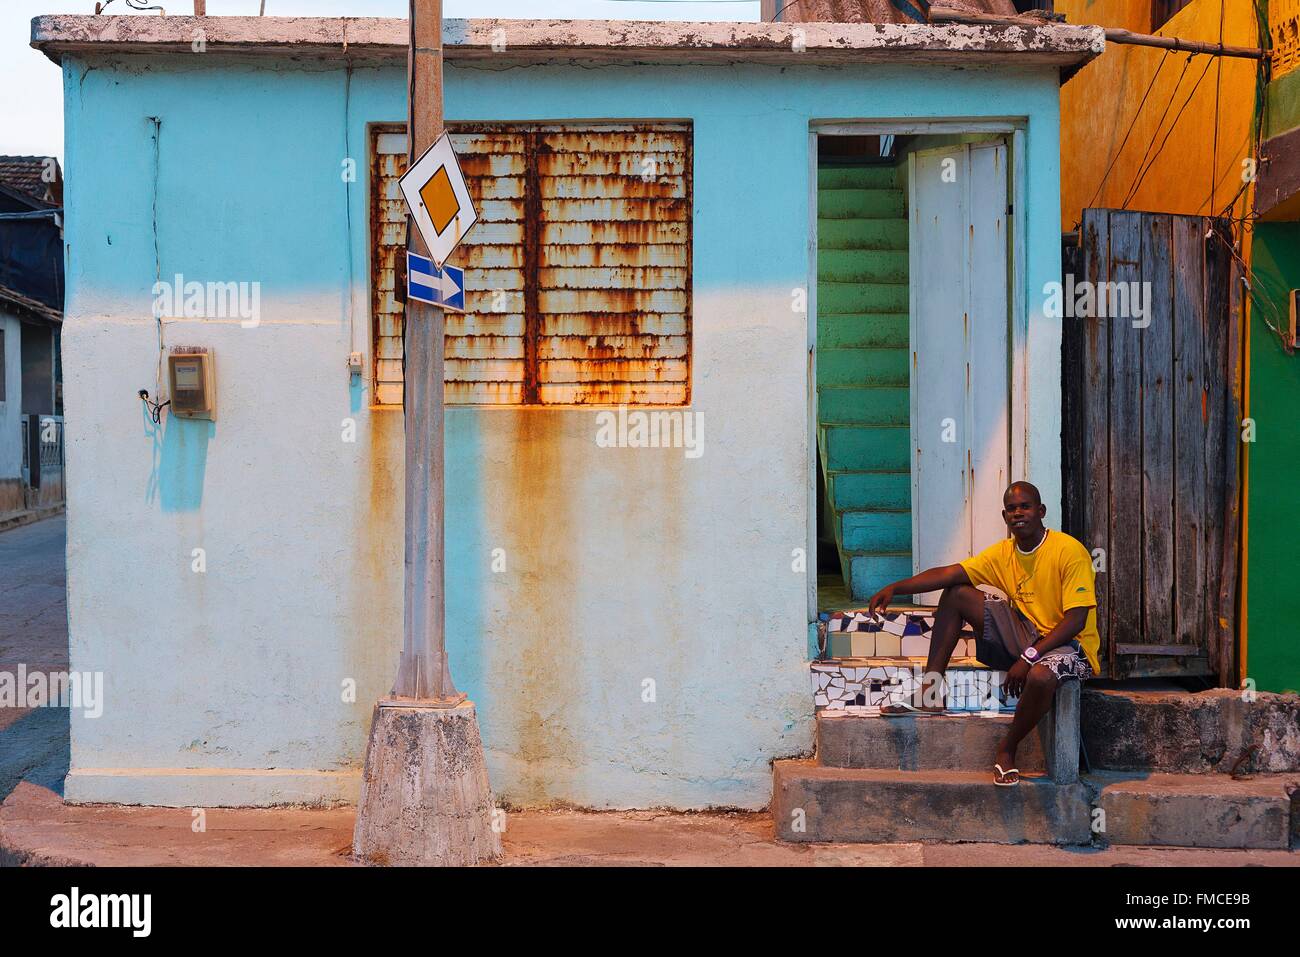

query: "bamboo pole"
xmin=1103 ymin=28 xmax=1265 ymax=61
xmin=927 ymin=6 xmax=1266 ymax=60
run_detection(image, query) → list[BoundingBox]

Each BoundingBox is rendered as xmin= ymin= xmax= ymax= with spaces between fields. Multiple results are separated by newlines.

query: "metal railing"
xmin=20 ymin=414 xmax=63 ymax=485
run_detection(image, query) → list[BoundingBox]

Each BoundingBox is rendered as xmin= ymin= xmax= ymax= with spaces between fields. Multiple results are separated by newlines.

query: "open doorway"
xmin=812 ymin=126 xmax=1017 ymax=616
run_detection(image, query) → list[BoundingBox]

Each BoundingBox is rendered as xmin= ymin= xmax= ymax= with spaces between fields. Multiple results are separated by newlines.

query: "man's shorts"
xmin=973 ymin=596 xmax=1094 ymax=682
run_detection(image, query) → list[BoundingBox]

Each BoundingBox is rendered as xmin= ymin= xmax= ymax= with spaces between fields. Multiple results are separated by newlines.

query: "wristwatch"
xmin=1021 ymin=646 xmax=1041 ymax=665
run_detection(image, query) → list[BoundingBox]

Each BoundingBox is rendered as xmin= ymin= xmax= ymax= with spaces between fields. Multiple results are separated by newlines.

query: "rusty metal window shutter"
xmin=533 ymin=124 xmax=691 ymax=405
xmin=370 ymin=122 xmax=692 ymax=406
xmin=371 ymin=127 xmax=409 ymax=407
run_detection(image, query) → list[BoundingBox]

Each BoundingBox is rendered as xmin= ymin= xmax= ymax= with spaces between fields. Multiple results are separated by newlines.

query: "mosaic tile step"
xmin=810 ymin=659 xmax=1019 ymax=714
xmin=818 ymin=606 xmax=979 ymax=660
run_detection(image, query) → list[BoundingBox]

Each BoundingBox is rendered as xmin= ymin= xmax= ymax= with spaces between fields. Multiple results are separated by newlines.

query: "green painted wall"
xmin=1265 ymin=67 xmax=1300 ymax=140
xmin=816 ymin=162 xmax=911 ymax=599
xmin=1246 ymin=223 xmax=1300 ymax=693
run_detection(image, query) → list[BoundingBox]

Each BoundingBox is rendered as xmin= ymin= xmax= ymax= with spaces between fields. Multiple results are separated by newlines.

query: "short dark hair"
xmin=1003 ymin=481 xmax=1042 ymax=507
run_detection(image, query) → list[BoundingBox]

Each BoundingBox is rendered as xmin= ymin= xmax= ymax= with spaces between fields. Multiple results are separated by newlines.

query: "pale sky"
xmin=1 ymin=0 xmax=761 ymax=162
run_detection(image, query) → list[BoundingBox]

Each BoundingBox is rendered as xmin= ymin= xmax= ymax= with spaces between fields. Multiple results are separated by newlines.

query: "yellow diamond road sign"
xmin=398 ymin=132 xmax=479 ymax=269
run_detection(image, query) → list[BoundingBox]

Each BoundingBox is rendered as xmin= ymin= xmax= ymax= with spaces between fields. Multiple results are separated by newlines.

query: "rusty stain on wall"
xmin=370 ymin=122 xmax=693 ymax=406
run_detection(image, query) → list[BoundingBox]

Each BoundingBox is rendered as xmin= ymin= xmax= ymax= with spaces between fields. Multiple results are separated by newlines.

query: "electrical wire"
xmin=1121 ymin=52 xmax=1216 ymax=209
xmin=1208 ymin=0 xmax=1225 ymax=213
xmin=138 ymin=390 xmax=170 ymax=424
xmin=1118 ymin=50 xmax=1199 ymax=208
xmin=1083 ymin=49 xmax=1170 ymax=215
xmin=94 ymin=0 xmax=165 ymax=12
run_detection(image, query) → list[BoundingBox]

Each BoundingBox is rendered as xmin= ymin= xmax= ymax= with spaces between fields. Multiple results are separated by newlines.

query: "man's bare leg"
xmin=884 ymin=584 xmax=984 ymax=712
xmin=994 ymin=665 xmax=1058 ymax=773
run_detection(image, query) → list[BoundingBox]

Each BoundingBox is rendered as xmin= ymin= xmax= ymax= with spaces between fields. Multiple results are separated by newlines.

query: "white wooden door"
xmin=908 ymin=142 xmax=1011 ymax=603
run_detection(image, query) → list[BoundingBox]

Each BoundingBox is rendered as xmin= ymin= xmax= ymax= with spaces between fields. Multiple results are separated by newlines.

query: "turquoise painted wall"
xmin=59 ymin=50 xmax=1067 ymax=807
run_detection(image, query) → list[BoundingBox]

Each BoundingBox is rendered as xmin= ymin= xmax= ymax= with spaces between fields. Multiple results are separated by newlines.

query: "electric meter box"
xmin=168 ymin=349 xmax=216 ymax=419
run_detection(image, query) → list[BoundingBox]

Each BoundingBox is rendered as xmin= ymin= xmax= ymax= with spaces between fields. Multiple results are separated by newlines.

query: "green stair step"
xmin=817 ymin=165 xmax=900 ymax=190
xmin=818 ymin=188 xmax=906 ymax=220
xmin=819 ymin=218 xmax=908 ymax=251
xmin=849 ymin=553 xmax=914 ymax=599
xmin=816 ymin=164 xmax=909 ymax=600
xmin=817 ymin=385 xmax=908 ymax=425
xmin=818 ymin=282 xmax=909 ymax=315
xmin=840 ymin=509 xmax=911 ymax=552
xmin=817 ymin=349 xmax=908 ymax=388
xmin=817 ymin=249 xmax=909 ymax=284
xmin=818 ymin=313 xmax=909 ymax=349
xmin=827 ymin=471 xmax=912 ymax=511
xmin=821 ymin=425 xmax=910 ymax=472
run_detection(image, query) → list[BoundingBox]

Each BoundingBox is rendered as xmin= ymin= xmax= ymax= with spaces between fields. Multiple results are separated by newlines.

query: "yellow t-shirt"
xmin=959 ymin=529 xmax=1101 ymax=673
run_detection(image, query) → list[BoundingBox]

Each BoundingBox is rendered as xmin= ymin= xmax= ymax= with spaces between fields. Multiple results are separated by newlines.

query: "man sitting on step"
xmin=866 ymin=481 xmax=1099 ymax=786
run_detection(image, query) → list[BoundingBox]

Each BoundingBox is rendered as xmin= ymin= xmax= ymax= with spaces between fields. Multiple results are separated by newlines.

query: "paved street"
xmin=0 ymin=515 xmax=67 ymax=673
xmin=0 ymin=516 xmax=69 ymax=805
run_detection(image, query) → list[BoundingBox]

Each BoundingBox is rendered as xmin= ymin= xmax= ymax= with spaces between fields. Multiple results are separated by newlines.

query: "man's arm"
xmin=1028 ymin=606 xmax=1090 ymax=655
xmin=867 ymin=564 xmax=972 ymax=615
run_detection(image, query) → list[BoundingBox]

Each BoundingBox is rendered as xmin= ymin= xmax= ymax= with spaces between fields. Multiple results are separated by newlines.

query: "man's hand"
xmin=1004 ymin=658 xmax=1031 ymax=698
xmin=867 ymin=584 xmax=895 ymax=617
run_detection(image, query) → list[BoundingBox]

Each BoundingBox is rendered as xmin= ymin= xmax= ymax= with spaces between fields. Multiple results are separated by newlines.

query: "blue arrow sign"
xmin=439 ymin=263 xmax=465 ymax=312
xmin=406 ymin=252 xmax=465 ymax=312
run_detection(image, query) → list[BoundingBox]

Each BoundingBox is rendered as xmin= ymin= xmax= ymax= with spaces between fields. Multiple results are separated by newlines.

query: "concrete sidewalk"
xmin=0 ymin=505 xmax=63 ymax=537
xmin=3 ymin=781 xmax=1298 ymax=867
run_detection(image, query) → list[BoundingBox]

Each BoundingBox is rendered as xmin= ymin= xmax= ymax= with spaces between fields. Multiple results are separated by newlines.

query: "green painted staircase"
xmin=817 ymin=163 xmax=911 ymax=601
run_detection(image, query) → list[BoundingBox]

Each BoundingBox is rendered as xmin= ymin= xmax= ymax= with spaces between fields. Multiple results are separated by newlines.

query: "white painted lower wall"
xmin=62 ymin=288 xmax=813 ymax=808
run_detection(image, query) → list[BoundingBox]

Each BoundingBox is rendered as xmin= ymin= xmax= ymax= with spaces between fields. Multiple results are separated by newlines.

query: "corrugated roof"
xmin=0 ymin=156 xmax=61 ymax=208
xmin=0 ymin=282 xmax=62 ymax=325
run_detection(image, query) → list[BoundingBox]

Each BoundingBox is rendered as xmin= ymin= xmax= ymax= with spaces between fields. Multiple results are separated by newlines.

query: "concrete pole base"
xmin=352 ymin=700 xmax=502 ymax=866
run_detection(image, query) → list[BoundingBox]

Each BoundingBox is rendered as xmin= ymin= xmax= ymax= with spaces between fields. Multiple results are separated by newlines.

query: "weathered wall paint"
xmin=1266 ymin=66 xmax=1300 ymax=138
xmin=1057 ymin=0 xmax=1259 ymax=227
xmin=59 ymin=52 xmax=1066 ymax=807
xmin=1244 ymin=223 xmax=1300 ymax=695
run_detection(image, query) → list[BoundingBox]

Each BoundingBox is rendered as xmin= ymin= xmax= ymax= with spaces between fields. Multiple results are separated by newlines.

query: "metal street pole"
xmin=352 ymin=0 xmax=500 ymax=867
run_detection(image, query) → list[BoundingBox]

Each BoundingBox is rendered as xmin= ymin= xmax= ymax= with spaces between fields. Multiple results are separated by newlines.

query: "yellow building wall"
xmin=1057 ymin=0 xmax=1261 ymax=228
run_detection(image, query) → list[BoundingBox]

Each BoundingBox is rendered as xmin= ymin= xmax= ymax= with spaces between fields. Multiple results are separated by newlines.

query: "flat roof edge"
xmin=30 ymin=16 xmax=1104 ymax=67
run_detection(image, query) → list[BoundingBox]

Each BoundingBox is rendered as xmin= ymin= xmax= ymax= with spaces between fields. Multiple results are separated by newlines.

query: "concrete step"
xmin=817 ymin=313 xmax=908 ymax=349
xmin=818 ymin=248 xmax=909 ymax=284
xmin=817 ymin=712 xmax=1046 ymax=772
xmin=817 ymin=188 xmax=906 ymax=219
xmin=772 ymin=761 xmax=1091 ymax=844
xmin=817 ymin=217 xmax=908 ymax=251
xmin=818 ymin=280 xmax=908 ymax=315
xmin=848 ymin=552 xmax=912 ymax=599
xmin=817 ymin=165 xmax=900 ymax=190
xmin=824 ymin=469 xmax=910 ymax=510
xmin=816 ymin=350 xmax=908 ymax=389
xmin=1089 ymin=771 xmax=1300 ymax=849
xmin=820 ymin=424 xmax=909 ymax=470
xmin=839 ymin=508 xmax=910 ymax=551
xmin=817 ymin=385 xmax=908 ymax=426
xmin=1081 ymin=687 xmax=1300 ymax=775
